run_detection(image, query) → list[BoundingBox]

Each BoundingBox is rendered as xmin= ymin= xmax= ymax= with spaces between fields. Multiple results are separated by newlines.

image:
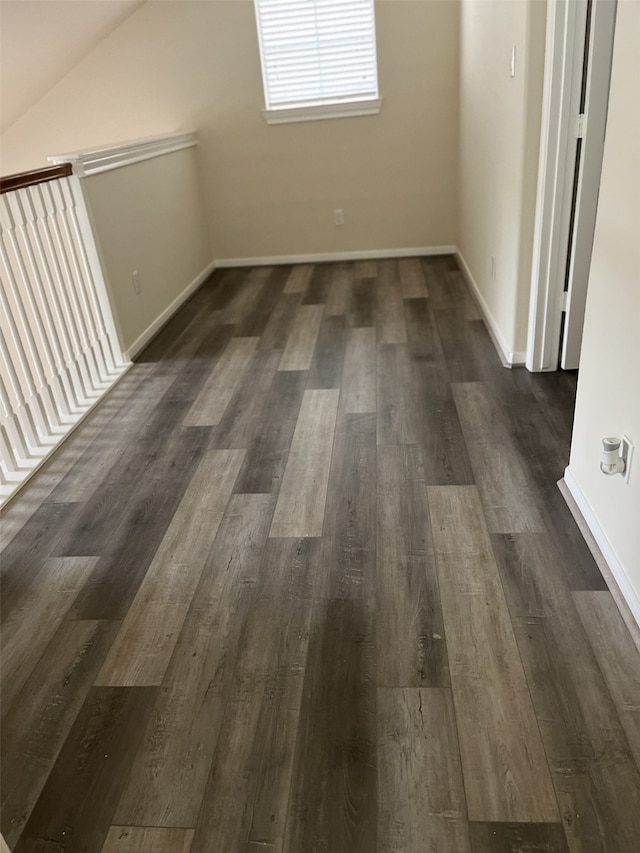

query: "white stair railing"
xmin=0 ymin=164 xmax=129 ymax=505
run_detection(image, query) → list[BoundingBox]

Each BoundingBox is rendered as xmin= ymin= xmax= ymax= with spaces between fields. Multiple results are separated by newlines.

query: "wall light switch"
xmin=511 ymin=45 xmax=517 ymax=78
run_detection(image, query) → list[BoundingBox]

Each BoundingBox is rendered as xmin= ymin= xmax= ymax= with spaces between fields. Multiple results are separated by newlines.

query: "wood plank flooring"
xmin=2 ymin=257 xmax=640 ymax=852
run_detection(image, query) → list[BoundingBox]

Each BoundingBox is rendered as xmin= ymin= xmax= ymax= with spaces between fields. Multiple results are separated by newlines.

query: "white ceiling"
xmin=0 ymin=0 xmax=145 ymax=134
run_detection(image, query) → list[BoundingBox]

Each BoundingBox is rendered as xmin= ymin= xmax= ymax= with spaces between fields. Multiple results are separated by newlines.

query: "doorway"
xmin=526 ymin=0 xmax=617 ymax=373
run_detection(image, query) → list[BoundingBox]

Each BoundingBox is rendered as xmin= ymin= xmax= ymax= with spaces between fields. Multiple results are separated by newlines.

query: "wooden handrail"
xmin=0 ymin=163 xmax=73 ymax=195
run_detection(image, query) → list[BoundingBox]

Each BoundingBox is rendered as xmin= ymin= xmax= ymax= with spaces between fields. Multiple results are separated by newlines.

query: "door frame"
xmin=526 ymin=0 xmax=588 ymax=372
xmin=526 ymin=0 xmax=616 ymax=372
xmin=560 ymin=0 xmax=616 ymax=369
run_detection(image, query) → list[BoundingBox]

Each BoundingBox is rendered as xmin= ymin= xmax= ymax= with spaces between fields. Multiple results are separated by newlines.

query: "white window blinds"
xmin=254 ymin=0 xmax=379 ymax=112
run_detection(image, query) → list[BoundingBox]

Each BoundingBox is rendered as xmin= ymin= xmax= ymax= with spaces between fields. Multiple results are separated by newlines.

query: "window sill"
xmin=262 ymin=97 xmax=382 ymax=125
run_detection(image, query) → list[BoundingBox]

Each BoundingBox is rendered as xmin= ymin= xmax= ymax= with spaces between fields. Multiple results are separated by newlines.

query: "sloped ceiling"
xmin=0 ymin=0 xmax=145 ymax=134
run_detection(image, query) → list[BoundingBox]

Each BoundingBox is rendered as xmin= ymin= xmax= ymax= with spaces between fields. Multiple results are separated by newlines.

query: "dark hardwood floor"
xmin=2 ymin=256 xmax=640 ymax=852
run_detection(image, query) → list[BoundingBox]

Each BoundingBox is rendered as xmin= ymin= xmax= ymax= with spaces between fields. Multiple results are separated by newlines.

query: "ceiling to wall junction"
xmin=0 ymin=0 xmax=145 ymax=135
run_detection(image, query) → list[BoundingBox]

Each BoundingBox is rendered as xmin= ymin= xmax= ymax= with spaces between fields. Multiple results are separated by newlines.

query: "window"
xmin=254 ymin=0 xmax=381 ymax=124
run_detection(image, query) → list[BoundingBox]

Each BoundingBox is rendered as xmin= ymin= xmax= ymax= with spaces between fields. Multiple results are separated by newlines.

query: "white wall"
xmin=568 ymin=0 xmax=640 ymax=609
xmin=82 ymin=145 xmax=212 ymax=354
xmin=1 ymin=0 xmax=460 ymax=261
xmin=458 ymin=0 xmax=546 ymax=363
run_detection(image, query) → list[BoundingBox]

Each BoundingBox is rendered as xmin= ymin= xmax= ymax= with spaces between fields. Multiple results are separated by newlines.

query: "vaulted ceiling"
xmin=0 ymin=0 xmax=145 ymax=134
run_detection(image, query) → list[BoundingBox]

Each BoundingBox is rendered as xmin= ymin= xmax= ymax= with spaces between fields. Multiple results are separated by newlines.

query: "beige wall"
xmin=458 ymin=0 xmax=546 ymax=361
xmin=568 ymin=0 xmax=640 ymax=600
xmin=1 ymin=0 xmax=460 ymax=260
xmin=83 ymin=146 xmax=211 ymax=354
xmin=0 ymin=0 xmax=143 ymax=133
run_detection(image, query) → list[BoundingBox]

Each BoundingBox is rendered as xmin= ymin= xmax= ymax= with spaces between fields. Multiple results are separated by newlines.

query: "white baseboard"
xmin=455 ymin=250 xmax=526 ymax=368
xmin=125 ymin=260 xmax=216 ymax=360
xmin=561 ymin=468 xmax=640 ymax=640
xmin=214 ymin=246 xmax=457 ymax=268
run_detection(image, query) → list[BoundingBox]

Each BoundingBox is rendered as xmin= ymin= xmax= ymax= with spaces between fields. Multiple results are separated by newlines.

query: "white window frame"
xmin=254 ymin=0 xmax=382 ymax=125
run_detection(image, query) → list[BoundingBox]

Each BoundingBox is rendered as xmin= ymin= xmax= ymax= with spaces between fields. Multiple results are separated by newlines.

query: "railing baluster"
xmin=0 ymin=208 xmax=64 ymax=438
xmin=14 ymin=187 xmax=76 ymax=421
xmin=28 ymin=184 xmax=85 ymax=413
xmin=41 ymin=182 xmax=102 ymax=391
xmin=61 ymin=177 xmax=123 ymax=375
xmin=0 ymin=165 xmax=130 ymax=505
xmin=0 ymin=367 xmax=46 ymax=473
xmin=38 ymin=182 xmax=98 ymax=404
xmin=49 ymin=180 xmax=110 ymax=388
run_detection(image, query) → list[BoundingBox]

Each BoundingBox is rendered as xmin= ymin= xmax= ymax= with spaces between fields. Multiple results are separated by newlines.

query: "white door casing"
xmin=561 ymin=0 xmax=616 ymax=369
xmin=527 ymin=0 xmax=616 ymax=372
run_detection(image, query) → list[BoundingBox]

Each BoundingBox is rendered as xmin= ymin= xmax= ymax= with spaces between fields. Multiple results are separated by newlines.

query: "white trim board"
xmin=561 ymin=468 xmax=640 ymax=644
xmin=526 ymin=0 xmax=585 ymax=371
xmin=124 ymin=260 xmax=216 ymax=360
xmin=263 ymin=97 xmax=382 ymax=125
xmin=214 ymin=246 xmax=456 ymax=268
xmin=49 ymin=131 xmax=197 ymax=177
xmin=455 ymin=250 xmax=526 ymax=368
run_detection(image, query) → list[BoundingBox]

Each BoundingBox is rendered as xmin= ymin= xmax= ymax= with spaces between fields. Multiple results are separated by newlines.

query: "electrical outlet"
xmin=622 ymin=434 xmax=634 ymax=483
xmin=132 ymin=270 xmax=142 ymax=294
xmin=333 ymin=208 xmax=344 ymax=226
